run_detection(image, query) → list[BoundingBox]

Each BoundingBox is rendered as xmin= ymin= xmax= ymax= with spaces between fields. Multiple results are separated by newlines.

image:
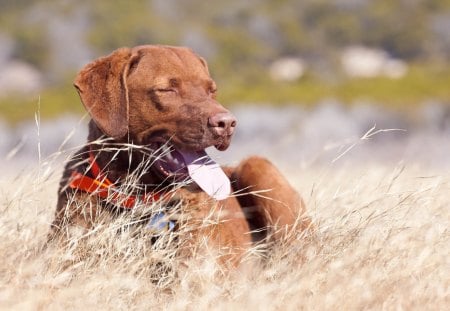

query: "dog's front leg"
xmin=231 ymin=156 xmax=313 ymax=243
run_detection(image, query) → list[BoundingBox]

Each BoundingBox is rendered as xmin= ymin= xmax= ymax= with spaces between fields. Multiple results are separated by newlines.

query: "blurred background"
xmin=0 ymin=0 xmax=449 ymax=170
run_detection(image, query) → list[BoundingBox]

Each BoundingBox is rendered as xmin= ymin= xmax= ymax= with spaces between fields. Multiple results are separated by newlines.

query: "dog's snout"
xmin=208 ymin=112 xmax=237 ymax=136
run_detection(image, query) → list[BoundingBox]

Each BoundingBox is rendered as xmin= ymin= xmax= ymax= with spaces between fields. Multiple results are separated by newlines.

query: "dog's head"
xmin=74 ymin=45 xmax=236 ymax=186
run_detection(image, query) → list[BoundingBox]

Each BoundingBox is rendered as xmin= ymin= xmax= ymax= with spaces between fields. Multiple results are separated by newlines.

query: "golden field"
xmin=0 ymin=161 xmax=448 ymax=310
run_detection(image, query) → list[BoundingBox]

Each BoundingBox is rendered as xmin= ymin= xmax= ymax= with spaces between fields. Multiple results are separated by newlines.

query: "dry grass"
xmin=0 ymin=159 xmax=448 ymax=310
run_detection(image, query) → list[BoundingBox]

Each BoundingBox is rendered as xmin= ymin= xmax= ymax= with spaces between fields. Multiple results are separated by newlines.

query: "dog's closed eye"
xmin=152 ymin=78 xmax=180 ymax=95
xmin=156 ymin=88 xmax=177 ymax=94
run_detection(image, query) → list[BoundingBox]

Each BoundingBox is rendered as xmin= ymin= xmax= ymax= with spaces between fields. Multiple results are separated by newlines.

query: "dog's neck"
xmin=86 ymin=120 xmax=163 ymax=187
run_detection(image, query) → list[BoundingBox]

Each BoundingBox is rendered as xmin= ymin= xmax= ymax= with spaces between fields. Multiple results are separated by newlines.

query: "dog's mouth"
xmin=152 ymin=142 xmax=231 ymax=200
xmin=153 ymin=144 xmax=188 ymax=179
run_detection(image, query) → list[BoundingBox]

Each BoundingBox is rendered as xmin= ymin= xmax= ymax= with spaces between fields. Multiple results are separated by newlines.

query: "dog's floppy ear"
xmin=74 ymin=47 xmax=137 ymax=139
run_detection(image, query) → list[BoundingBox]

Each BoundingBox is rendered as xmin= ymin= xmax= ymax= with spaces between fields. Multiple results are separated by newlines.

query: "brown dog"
xmin=51 ymin=45 xmax=311 ymax=265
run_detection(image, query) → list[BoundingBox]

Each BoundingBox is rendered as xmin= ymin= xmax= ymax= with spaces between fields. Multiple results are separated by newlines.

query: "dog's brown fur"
xmin=50 ymin=45 xmax=311 ymax=266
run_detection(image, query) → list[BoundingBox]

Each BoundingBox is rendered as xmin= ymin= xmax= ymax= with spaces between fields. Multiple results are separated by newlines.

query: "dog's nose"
xmin=208 ymin=112 xmax=237 ymax=136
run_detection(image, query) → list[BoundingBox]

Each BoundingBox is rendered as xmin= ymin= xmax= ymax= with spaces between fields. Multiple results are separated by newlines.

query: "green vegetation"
xmin=1 ymin=64 xmax=448 ymax=124
xmin=0 ymin=84 xmax=83 ymax=125
xmin=210 ymin=64 xmax=450 ymax=107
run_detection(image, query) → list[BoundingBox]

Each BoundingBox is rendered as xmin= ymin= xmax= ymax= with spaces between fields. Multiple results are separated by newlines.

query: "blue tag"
xmin=146 ymin=212 xmax=175 ymax=233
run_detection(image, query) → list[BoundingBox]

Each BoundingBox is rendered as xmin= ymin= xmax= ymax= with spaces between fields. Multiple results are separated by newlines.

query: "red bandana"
xmin=69 ymin=152 xmax=165 ymax=209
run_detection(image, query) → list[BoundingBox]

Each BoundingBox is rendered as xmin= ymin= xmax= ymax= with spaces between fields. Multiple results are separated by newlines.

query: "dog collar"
xmin=69 ymin=151 xmax=165 ymax=209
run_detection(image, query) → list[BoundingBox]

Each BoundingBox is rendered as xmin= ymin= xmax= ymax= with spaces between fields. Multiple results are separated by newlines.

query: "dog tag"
xmin=179 ymin=150 xmax=231 ymax=200
xmin=146 ymin=212 xmax=176 ymax=233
